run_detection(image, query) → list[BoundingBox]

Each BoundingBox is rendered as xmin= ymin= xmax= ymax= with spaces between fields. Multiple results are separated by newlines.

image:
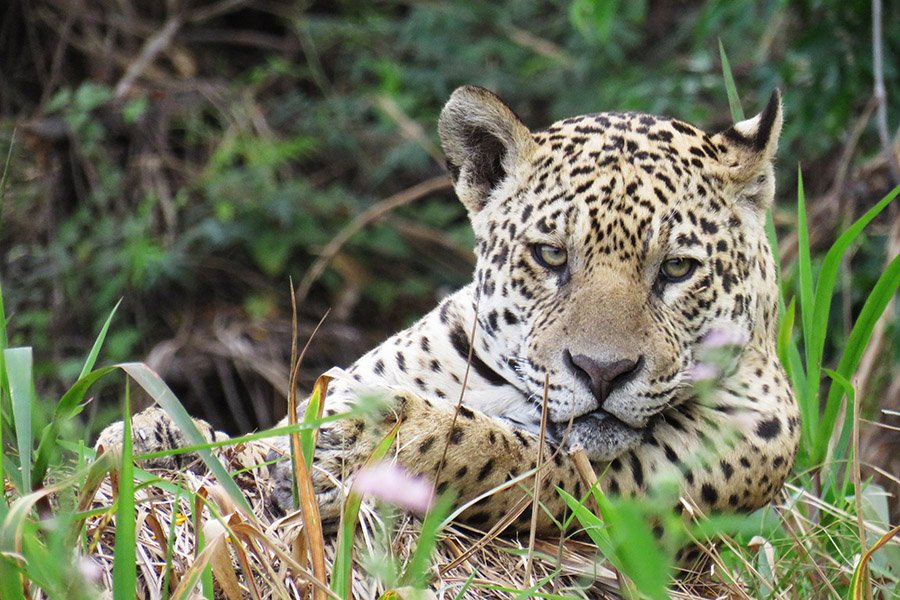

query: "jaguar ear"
xmin=712 ymin=89 xmax=783 ymax=212
xmin=438 ymin=86 xmax=535 ymax=214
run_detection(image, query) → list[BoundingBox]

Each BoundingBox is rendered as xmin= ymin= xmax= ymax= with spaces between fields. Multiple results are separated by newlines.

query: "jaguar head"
xmin=439 ymin=86 xmax=783 ymax=461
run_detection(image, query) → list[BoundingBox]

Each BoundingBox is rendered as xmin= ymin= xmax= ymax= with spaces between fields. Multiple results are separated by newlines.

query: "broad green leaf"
xmin=809 ymin=184 xmax=900 ymax=461
xmin=557 ymin=487 xmax=619 ymax=568
xmin=604 ymin=501 xmax=671 ymax=600
xmin=332 ymin=420 xmax=401 ymax=598
xmin=824 ymin=253 xmax=900 ymax=465
xmin=777 ymin=297 xmax=796 ymax=376
xmin=78 ymin=298 xmax=121 ymax=379
xmin=719 ymin=40 xmax=745 ymax=121
xmin=119 ymin=362 xmax=253 ymax=515
xmin=796 ymin=172 xmax=814 ymax=386
xmin=111 ymin=380 xmax=136 ymax=599
xmin=402 ymin=491 xmax=456 ymax=589
xmin=0 ymin=279 xmax=8 ymax=400
xmin=5 ymin=348 xmax=34 ymax=493
xmin=0 ymin=500 xmax=25 ymax=599
xmin=56 ymin=366 xmax=117 ymax=420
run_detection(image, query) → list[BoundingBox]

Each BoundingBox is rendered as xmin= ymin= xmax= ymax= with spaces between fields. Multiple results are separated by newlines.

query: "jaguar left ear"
xmin=712 ymin=89 xmax=783 ymax=211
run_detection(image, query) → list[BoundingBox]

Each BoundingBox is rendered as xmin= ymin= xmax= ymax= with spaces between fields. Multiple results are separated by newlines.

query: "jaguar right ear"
xmin=438 ymin=86 xmax=536 ymax=215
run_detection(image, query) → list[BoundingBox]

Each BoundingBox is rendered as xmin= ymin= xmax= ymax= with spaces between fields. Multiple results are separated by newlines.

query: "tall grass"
xmin=0 ymin=68 xmax=898 ymax=599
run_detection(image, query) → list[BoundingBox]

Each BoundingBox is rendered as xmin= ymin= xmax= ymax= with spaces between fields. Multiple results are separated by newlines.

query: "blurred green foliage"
xmin=0 ymin=0 xmax=896 ymax=417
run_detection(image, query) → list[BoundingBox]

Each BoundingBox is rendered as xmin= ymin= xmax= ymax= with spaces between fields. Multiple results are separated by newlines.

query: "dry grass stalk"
xmin=523 ymin=375 xmax=551 ymax=584
xmin=288 ymin=286 xmax=330 ymax=599
xmin=81 ymin=447 xmax=632 ymax=600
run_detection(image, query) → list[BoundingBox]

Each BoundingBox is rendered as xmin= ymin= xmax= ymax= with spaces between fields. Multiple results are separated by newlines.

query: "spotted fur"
xmin=98 ymin=86 xmax=800 ymax=534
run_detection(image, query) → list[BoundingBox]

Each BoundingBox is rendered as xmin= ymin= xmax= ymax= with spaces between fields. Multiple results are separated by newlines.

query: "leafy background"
xmin=1 ymin=0 xmax=897 ymax=460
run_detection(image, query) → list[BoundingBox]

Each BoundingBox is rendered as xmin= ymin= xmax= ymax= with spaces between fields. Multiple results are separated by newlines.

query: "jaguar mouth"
xmin=547 ymin=409 xmax=643 ymax=462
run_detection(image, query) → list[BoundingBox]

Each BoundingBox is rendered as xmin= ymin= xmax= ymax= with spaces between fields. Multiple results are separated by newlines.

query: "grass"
xmin=0 ymin=186 xmax=895 ymax=600
xmin=1 ymin=79 xmax=899 ymax=598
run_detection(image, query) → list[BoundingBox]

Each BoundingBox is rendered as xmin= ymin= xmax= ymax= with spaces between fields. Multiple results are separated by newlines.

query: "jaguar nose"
xmin=564 ymin=351 xmax=644 ymax=405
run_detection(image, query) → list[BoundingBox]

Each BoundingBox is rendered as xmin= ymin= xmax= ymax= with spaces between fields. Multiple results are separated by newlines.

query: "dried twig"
xmin=506 ymin=26 xmax=572 ymax=65
xmin=37 ymin=8 xmax=75 ymax=109
xmin=375 ymin=95 xmax=444 ymax=165
xmin=115 ymin=15 xmax=183 ymax=99
xmin=294 ymin=175 xmax=452 ymax=305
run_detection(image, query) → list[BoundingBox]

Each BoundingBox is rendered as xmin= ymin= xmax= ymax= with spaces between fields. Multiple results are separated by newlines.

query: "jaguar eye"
xmin=659 ymin=257 xmax=698 ymax=283
xmin=532 ymin=244 xmax=568 ymax=270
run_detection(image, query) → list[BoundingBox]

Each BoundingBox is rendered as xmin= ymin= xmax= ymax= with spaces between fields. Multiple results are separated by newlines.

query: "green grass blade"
xmin=0 ymin=281 xmax=7 ymax=491
xmin=822 ymin=367 xmax=856 ymax=497
xmin=4 ymin=348 xmax=34 ymax=493
xmin=777 ymin=295 xmax=814 ymax=459
xmin=557 ymin=487 xmax=618 ymax=568
xmin=112 ymin=379 xmax=137 ymax=600
xmin=56 ymin=366 xmax=118 ymax=420
xmin=777 ymin=297 xmax=796 ymax=376
xmin=824 ymin=252 xmax=900 ymax=465
xmin=300 ymin=383 xmax=322 ymax=470
xmin=161 ymin=489 xmax=182 ymax=599
xmin=119 ymin=362 xmax=253 ymax=516
xmin=0 ymin=501 xmax=25 ymax=599
xmin=0 ymin=279 xmax=9 ymax=399
xmin=331 ymin=492 xmax=364 ymax=598
xmin=588 ymin=488 xmax=671 ymax=600
xmin=810 ymin=184 xmax=900 ymax=460
xmin=719 ymin=40 xmax=745 ymax=122
xmin=605 ymin=502 xmax=671 ymax=600
xmin=402 ymin=491 xmax=456 ymax=589
xmin=78 ymin=298 xmax=122 ymax=379
xmin=809 ymin=182 xmax=900 ymax=363
xmin=31 ymin=423 xmax=59 ymax=489
xmin=766 ymin=210 xmax=784 ymax=312
xmin=332 ymin=421 xmax=401 ymax=597
xmin=796 ymin=171 xmax=814 ymax=364
xmin=33 ymin=366 xmax=119 ymax=486
xmin=451 ymin=571 xmax=478 ymax=600
xmin=795 ymin=171 xmax=818 ymax=442
xmin=31 ymin=362 xmax=120 ymax=488
xmin=786 ymin=332 xmax=807 ymax=449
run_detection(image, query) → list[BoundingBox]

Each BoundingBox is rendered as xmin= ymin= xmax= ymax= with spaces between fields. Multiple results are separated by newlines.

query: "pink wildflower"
xmin=701 ymin=326 xmax=749 ymax=349
xmin=353 ymin=461 xmax=435 ymax=513
xmin=77 ymin=556 xmax=102 ymax=584
xmin=685 ymin=362 xmax=720 ymax=382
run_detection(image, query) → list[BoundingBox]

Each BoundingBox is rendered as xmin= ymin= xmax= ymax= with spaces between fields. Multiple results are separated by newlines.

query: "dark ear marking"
xmin=464 ymin=125 xmax=508 ymax=197
xmin=446 ymin=160 xmax=461 ymax=183
xmin=720 ymin=89 xmax=782 ymax=152
xmin=753 ymin=89 xmax=781 ymax=151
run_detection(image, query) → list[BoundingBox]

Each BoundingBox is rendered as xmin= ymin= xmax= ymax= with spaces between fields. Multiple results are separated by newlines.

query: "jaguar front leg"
xmin=94 ymin=406 xmax=227 ymax=471
xmin=268 ymin=389 xmax=584 ymax=533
